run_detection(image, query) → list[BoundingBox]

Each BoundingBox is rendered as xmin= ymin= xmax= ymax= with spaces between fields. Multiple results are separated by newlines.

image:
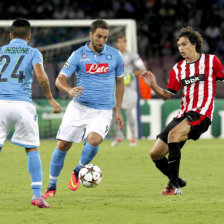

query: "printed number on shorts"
xmin=0 ymin=55 xmax=25 ymax=83
xmin=105 ymin=125 xmax=109 ymax=133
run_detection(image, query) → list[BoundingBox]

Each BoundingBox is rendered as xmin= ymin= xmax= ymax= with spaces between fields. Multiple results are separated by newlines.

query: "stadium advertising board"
xmin=26 ymin=99 xmax=224 ymax=139
xmin=140 ymin=99 xmax=224 ymax=139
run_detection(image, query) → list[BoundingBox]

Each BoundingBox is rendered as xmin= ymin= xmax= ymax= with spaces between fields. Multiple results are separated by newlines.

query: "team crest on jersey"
xmin=106 ymin=54 xmax=112 ymax=60
xmin=80 ymin=54 xmax=90 ymax=61
xmin=86 ymin=63 xmax=109 ymax=74
xmin=181 ymin=74 xmax=205 ymax=86
xmin=64 ymin=61 xmax=69 ymax=68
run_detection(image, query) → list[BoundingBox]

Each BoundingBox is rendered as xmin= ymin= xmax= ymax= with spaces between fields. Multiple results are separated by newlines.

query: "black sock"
xmin=168 ymin=142 xmax=181 ymax=187
xmin=153 ymin=157 xmax=170 ymax=179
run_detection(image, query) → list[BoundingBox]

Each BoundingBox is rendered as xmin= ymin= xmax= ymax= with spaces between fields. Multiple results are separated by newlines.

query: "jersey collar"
xmin=10 ymin=38 xmax=28 ymax=45
xmin=84 ymin=42 xmax=107 ymax=54
xmin=186 ymin=54 xmax=202 ymax=64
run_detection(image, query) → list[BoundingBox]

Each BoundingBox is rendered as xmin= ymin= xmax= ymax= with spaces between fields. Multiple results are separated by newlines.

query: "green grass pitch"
xmin=1 ymin=139 xmax=224 ymax=224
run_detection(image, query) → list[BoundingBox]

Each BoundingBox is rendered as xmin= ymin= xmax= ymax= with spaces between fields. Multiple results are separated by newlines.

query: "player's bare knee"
xmin=87 ymin=138 xmax=100 ymax=146
xmin=87 ymin=133 xmax=103 ymax=146
xmin=150 ymin=150 xmax=160 ymax=160
xmin=57 ymin=140 xmax=72 ymax=151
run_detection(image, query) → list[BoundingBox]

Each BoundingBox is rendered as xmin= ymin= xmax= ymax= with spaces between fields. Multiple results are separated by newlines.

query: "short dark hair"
xmin=177 ymin=26 xmax=203 ymax=53
xmin=115 ymin=35 xmax=126 ymax=42
xmin=11 ymin=18 xmax=31 ymax=39
xmin=90 ymin=19 xmax=109 ymax=34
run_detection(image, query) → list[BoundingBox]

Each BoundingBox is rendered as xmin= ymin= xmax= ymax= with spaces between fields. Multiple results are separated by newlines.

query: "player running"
xmin=141 ymin=26 xmax=224 ymax=195
xmin=43 ymin=19 xmax=125 ymax=198
xmin=0 ymin=18 xmax=61 ymax=207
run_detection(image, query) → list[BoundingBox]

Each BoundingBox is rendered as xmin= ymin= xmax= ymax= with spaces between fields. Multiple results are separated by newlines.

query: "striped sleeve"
xmin=166 ymin=65 xmax=181 ymax=94
xmin=213 ymin=55 xmax=224 ymax=80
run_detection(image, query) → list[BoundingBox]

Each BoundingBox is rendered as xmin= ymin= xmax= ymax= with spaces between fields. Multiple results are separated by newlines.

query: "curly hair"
xmin=177 ymin=26 xmax=203 ymax=53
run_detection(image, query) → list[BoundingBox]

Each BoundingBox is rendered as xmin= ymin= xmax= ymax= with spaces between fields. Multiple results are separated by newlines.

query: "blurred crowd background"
xmin=1 ymin=0 xmax=224 ymax=97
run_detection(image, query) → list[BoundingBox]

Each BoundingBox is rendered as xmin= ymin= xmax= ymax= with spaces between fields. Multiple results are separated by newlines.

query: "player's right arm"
xmin=141 ymin=70 xmax=172 ymax=100
xmin=34 ymin=63 xmax=61 ymax=113
xmin=56 ymin=51 xmax=84 ymax=98
xmin=55 ymin=73 xmax=84 ymax=98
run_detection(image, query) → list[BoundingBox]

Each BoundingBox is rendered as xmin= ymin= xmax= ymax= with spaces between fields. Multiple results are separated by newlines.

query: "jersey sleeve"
xmin=115 ymin=51 xmax=124 ymax=77
xmin=32 ymin=49 xmax=43 ymax=65
xmin=213 ymin=55 xmax=224 ymax=80
xmin=166 ymin=68 xmax=181 ymax=94
xmin=60 ymin=52 xmax=78 ymax=77
xmin=132 ymin=52 xmax=146 ymax=70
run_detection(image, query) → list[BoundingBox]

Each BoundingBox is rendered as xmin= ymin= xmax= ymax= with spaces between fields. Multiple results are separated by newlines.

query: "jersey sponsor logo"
xmin=80 ymin=58 xmax=90 ymax=61
xmin=181 ymin=74 xmax=205 ymax=86
xmin=86 ymin=63 xmax=109 ymax=74
xmin=82 ymin=54 xmax=87 ymax=58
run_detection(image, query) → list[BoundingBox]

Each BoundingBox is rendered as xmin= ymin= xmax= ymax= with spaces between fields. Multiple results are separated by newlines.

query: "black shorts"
xmin=157 ymin=111 xmax=211 ymax=145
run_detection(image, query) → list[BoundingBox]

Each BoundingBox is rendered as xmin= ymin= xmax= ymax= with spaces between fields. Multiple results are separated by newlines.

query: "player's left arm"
xmin=115 ymin=51 xmax=125 ymax=130
xmin=115 ymin=76 xmax=125 ymax=130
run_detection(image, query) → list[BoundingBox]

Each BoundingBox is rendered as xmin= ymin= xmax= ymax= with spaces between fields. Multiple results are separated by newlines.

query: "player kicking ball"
xmin=141 ymin=26 xmax=224 ymax=195
xmin=42 ymin=19 xmax=124 ymax=199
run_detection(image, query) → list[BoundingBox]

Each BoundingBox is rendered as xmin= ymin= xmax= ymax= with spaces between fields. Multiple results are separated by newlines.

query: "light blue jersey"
xmin=60 ymin=43 xmax=124 ymax=110
xmin=0 ymin=39 xmax=43 ymax=103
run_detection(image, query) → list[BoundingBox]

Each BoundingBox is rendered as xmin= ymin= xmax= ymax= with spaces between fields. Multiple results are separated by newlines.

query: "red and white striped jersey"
xmin=167 ymin=54 xmax=224 ymax=120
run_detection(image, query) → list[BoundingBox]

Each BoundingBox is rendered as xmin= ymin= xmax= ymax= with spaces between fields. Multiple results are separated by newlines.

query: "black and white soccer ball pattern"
xmin=78 ymin=164 xmax=102 ymax=188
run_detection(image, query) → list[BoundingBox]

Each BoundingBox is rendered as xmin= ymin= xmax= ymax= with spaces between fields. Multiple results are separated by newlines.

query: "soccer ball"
xmin=78 ymin=164 xmax=102 ymax=188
